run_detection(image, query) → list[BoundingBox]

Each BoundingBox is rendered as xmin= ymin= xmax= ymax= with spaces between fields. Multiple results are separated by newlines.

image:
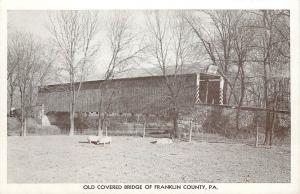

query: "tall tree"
xmin=185 ymin=10 xmax=244 ymax=105
xmin=48 ymin=11 xmax=99 ymax=135
xmin=97 ymin=11 xmax=146 ymax=136
xmin=254 ymin=10 xmax=290 ymax=145
xmin=146 ymin=11 xmax=194 ymax=138
xmin=7 ymin=31 xmax=55 ymax=136
xmin=231 ymin=12 xmax=256 ymax=131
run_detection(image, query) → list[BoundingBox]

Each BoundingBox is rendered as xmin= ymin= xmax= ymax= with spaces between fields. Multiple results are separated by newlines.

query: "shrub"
xmin=202 ymin=108 xmax=232 ymax=136
xmin=25 ymin=118 xmax=40 ymax=134
xmin=200 ymin=108 xmax=257 ymax=138
xmin=7 ymin=117 xmax=21 ymax=136
xmin=273 ymin=114 xmax=290 ymax=140
xmin=35 ymin=125 xmax=61 ymax=135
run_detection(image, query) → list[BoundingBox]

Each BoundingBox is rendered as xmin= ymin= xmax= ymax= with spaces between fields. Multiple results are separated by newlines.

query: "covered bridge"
xmin=37 ymin=72 xmax=223 ymax=115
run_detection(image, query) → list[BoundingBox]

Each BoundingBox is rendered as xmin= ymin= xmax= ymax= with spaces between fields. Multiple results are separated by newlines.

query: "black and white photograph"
xmin=0 ymin=0 xmax=299 ymax=193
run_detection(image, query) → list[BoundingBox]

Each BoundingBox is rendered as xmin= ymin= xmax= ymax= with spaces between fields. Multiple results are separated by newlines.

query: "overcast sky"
xmin=7 ymin=10 xmax=213 ymax=85
xmin=8 ymin=11 xmax=50 ymax=39
xmin=7 ymin=10 xmax=157 ymax=81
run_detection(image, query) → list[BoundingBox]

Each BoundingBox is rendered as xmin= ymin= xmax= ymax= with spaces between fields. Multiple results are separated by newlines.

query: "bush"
xmin=202 ymin=108 xmax=232 ymax=136
xmin=26 ymin=118 xmax=40 ymax=134
xmin=108 ymin=121 xmax=145 ymax=136
xmin=7 ymin=117 xmax=21 ymax=136
xmin=7 ymin=117 xmax=60 ymax=136
xmin=26 ymin=118 xmax=61 ymax=135
xmin=273 ymin=114 xmax=290 ymax=140
xmin=201 ymin=108 xmax=256 ymax=138
xmin=34 ymin=125 xmax=61 ymax=135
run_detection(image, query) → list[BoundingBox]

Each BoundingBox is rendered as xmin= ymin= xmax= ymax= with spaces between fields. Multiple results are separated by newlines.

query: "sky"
xmin=7 ymin=10 xmax=218 ymax=85
xmin=7 ymin=10 xmax=157 ymax=83
xmin=8 ymin=11 xmax=50 ymax=39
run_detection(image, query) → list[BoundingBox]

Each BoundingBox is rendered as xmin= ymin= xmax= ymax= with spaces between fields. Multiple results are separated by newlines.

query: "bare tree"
xmin=97 ymin=11 xmax=146 ymax=136
xmin=254 ymin=10 xmax=290 ymax=145
xmin=48 ymin=11 xmax=99 ymax=135
xmin=7 ymin=31 xmax=55 ymax=136
xmin=146 ymin=11 xmax=194 ymax=138
xmin=7 ymin=33 xmax=23 ymax=115
xmin=185 ymin=10 xmax=290 ymax=139
xmin=185 ymin=10 xmax=245 ymax=105
xmin=231 ymin=12 xmax=256 ymax=131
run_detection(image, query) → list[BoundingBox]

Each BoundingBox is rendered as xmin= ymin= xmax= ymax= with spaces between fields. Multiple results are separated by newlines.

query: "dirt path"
xmin=7 ymin=136 xmax=290 ymax=183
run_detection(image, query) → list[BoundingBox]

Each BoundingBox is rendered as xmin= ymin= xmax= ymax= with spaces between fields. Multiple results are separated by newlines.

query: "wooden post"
xmin=189 ymin=119 xmax=193 ymax=142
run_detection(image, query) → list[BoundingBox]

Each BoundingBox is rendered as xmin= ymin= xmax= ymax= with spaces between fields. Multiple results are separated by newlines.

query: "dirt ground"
xmin=7 ymin=135 xmax=290 ymax=183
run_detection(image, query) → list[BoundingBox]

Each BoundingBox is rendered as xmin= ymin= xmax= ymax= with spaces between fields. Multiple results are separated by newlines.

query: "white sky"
xmin=7 ymin=10 xmax=154 ymax=82
xmin=8 ymin=11 xmax=50 ymax=39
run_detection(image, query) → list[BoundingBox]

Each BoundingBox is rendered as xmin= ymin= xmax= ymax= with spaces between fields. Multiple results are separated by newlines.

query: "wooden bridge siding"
xmin=38 ymin=74 xmax=198 ymax=114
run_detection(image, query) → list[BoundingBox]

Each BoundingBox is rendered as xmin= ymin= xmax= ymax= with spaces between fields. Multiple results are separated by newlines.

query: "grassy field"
xmin=7 ymin=135 xmax=290 ymax=183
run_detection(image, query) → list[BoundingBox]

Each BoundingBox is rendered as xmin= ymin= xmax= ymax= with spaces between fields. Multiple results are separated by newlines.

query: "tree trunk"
xmin=9 ymin=83 xmax=14 ymax=116
xmin=255 ymin=115 xmax=259 ymax=147
xmin=189 ymin=119 xmax=193 ymax=142
xmin=263 ymin=64 xmax=271 ymax=145
xmin=223 ymin=58 xmax=229 ymax=104
xmin=235 ymin=108 xmax=241 ymax=133
xmin=172 ymin=111 xmax=179 ymax=138
xmin=264 ymin=111 xmax=272 ymax=145
xmin=24 ymin=117 xmax=27 ymax=137
xmin=143 ymin=118 xmax=146 ymax=138
xmin=105 ymin=120 xmax=108 ymax=137
xmin=269 ymin=112 xmax=276 ymax=146
xmin=69 ymin=102 xmax=75 ymax=136
xmin=236 ymin=66 xmax=245 ymax=133
xmin=19 ymin=87 xmax=25 ymax=136
xmin=20 ymin=106 xmax=24 ymax=136
xmin=9 ymin=93 xmax=13 ymax=116
xmin=97 ymin=116 xmax=104 ymax=136
xmin=97 ymin=99 xmax=103 ymax=136
xmin=268 ymin=95 xmax=278 ymax=146
xmin=223 ymin=80 xmax=228 ymax=104
xmin=262 ymin=10 xmax=272 ymax=146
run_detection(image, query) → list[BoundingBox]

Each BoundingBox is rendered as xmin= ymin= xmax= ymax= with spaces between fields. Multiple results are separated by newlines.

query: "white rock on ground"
xmin=87 ymin=136 xmax=100 ymax=143
xmin=87 ymin=136 xmax=112 ymax=144
xmin=98 ymin=136 xmax=112 ymax=144
xmin=154 ymin=138 xmax=173 ymax=144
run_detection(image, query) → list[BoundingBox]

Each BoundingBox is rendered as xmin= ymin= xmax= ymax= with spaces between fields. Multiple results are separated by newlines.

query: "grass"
xmin=7 ymin=135 xmax=290 ymax=183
